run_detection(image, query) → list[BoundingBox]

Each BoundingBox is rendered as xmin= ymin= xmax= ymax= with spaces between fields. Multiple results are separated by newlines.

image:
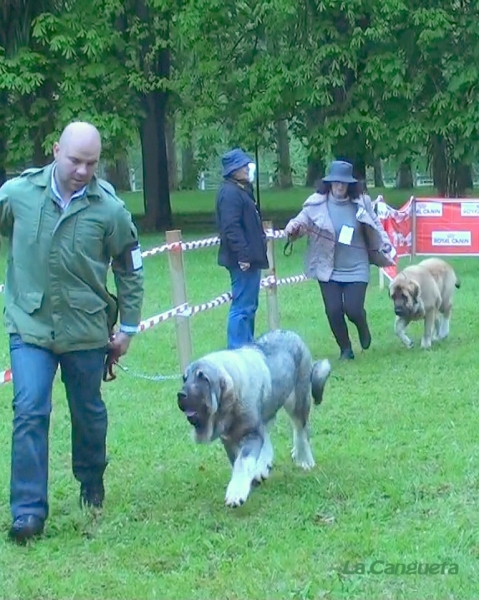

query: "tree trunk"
xmin=140 ymin=89 xmax=171 ymax=230
xmin=397 ymin=161 xmax=414 ymax=189
xmin=456 ymin=163 xmax=473 ymax=195
xmin=32 ymin=134 xmax=50 ymax=167
xmin=430 ymin=136 xmax=447 ymax=196
xmin=0 ymin=94 xmax=8 ymax=185
xmin=428 ymin=135 xmax=472 ymax=197
xmin=181 ymin=143 xmax=196 ymax=189
xmin=105 ymin=155 xmax=131 ymax=191
xmin=275 ymin=119 xmax=292 ymax=188
xmin=166 ymin=114 xmax=178 ymax=191
xmin=373 ymin=158 xmax=384 ymax=187
xmin=351 ymin=155 xmax=366 ymax=182
xmin=306 ymin=154 xmax=324 ymax=187
xmin=0 ymin=135 xmax=6 ymax=186
xmin=28 ymin=88 xmax=55 ymax=168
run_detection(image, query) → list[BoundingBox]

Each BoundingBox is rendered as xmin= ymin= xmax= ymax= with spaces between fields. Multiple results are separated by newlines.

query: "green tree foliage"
xmin=0 ymin=0 xmax=59 ymax=182
xmin=2 ymin=0 xmax=479 ymax=226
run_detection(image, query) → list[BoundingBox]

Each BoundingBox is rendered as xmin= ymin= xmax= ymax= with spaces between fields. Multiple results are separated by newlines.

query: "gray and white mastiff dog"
xmin=177 ymin=329 xmax=331 ymax=508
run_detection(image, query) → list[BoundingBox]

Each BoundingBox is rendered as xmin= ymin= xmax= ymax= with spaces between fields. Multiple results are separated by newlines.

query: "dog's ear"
xmin=216 ymin=374 xmax=236 ymax=407
xmin=410 ymin=280 xmax=420 ymax=302
xmin=219 ymin=377 xmax=228 ymax=396
xmin=195 ymin=369 xmax=210 ymax=383
xmin=182 ymin=363 xmax=193 ymax=383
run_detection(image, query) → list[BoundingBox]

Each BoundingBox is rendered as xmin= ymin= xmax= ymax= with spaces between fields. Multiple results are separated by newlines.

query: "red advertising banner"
xmin=375 ymin=196 xmax=479 ymax=283
xmin=414 ymin=198 xmax=479 ymax=256
xmin=376 ymin=197 xmax=413 ymax=280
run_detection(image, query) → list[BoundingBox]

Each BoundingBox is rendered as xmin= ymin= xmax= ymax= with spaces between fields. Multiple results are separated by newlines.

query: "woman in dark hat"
xmin=284 ymin=160 xmax=394 ymax=360
xmin=215 ymin=148 xmax=269 ymax=349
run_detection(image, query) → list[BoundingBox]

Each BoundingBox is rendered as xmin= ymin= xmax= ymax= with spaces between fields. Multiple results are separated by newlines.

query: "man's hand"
xmin=108 ymin=331 xmax=132 ymax=358
xmin=103 ymin=332 xmax=133 ymax=382
xmin=239 ymin=261 xmax=250 ymax=271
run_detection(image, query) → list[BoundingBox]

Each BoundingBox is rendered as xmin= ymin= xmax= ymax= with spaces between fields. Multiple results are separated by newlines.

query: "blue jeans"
xmin=9 ymin=334 xmax=108 ymax=521
xmin=227 ymin=267 xmax=262 ymax=349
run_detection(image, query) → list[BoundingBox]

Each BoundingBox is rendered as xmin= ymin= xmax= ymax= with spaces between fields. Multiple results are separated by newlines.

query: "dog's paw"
xmin=253 ymin=451 xmax=273 ymax=484
xmin=253 ymin=463 xmax=272 ymax=484
xmin=291 ymin=446 xmax=315 ymax=470
xmin=225 ymin=478 xmax=251 ymax=507
xmin=295 ymin=457 xmax=316 ymax=471
xmin=225 ymin=473 xmax=252 ymax=508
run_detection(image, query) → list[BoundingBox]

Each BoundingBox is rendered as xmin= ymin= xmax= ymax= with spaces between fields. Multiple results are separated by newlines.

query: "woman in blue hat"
xmin=215 ymin=148 xmax=269 ymax=349
xmin=284 ymin=160 xmax=394 ymax=360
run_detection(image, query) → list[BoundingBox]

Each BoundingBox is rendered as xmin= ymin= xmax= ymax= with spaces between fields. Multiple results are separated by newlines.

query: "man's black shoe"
xmin=8 ymin=515 xmax=44 ymax=544
xmin=80 ymin=481 xmax=105 ymax=509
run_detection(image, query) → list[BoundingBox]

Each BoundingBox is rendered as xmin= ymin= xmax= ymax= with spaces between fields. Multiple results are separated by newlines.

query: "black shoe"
xmin=8 ymin=515 xmax=44 ymax=544
xmin=358 ymin=325 xmax=372 ymax=350
xmin=339 ymin=348 xmax=355 ymax=360
xmin=80 ymin=481 xmax=105 ymax=509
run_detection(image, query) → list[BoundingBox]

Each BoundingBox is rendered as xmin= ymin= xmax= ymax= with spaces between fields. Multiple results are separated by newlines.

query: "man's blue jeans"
xmin=9 ymin=333 xmax=108 ymax=521
xmin=227 ymin=267 xmax=262 ymax=349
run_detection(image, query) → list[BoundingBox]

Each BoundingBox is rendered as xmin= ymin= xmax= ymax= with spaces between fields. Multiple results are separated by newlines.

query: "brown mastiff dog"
xmin=389 ymin=258 xmax=460 ymax=349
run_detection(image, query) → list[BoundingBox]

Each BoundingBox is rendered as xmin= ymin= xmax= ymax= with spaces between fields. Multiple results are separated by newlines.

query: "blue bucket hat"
xmin=222 ymin=148 xmax=253 ymax=178
xmin=322 ymin=160 xmax=357 ymax=183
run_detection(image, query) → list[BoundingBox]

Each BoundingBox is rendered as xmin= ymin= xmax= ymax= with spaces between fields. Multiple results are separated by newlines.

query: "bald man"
xmin=0 ymin=121 xmax=144 ymax=543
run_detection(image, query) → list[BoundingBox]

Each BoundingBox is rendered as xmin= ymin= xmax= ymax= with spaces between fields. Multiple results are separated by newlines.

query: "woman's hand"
xmin=285 ymin=220 xmax=301 ymax=239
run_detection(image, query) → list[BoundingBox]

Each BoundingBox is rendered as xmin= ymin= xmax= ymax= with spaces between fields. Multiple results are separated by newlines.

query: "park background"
xmin=1 ymin=2 xmax=479 ymax=599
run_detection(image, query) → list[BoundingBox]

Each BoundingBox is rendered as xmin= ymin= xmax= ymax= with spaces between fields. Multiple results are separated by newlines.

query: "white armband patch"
xmin=131 ymin=246 xmax=143 ymax=270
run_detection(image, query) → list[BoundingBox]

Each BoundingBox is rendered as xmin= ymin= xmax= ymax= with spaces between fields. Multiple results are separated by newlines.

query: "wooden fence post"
xmin=379 ymin=268 xmax=385 ymax=290
xmin=264 ymin=220 xmax=280 ymax=330
xmin=411 ymin=195 xmax=417 ymax=262
xmin=166 ymin=229 xmax=192 ymax=373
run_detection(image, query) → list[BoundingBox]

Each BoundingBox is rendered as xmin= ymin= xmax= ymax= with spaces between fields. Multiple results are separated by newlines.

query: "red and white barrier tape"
xmin=0 ymin=270 xmax=313 ymax=383
xmin=139 ymin=229 xmax=286 ymax=257
xmin=136 ymin=273 xmax=310 ymax=333
xmin=276 ymin=273 xmax=309 ymax=286
xmin=0 ymin=226 xmax=312 ymax=384
xmin=138 ymin=303 xmax=190 ymax=331
xmin=0 ymin=369 xmax=12 ymax=385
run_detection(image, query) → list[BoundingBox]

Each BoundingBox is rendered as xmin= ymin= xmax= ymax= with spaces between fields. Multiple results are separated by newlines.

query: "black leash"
xmin=283 ymin=236 xmax=294 ymax=256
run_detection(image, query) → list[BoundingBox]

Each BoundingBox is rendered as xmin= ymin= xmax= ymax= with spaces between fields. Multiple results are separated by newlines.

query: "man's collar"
xmin=51 ymin=164 xmax=87 ymax=203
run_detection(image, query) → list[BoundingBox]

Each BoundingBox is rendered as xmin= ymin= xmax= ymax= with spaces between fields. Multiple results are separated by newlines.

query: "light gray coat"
xmin=284 ymin=192 xmax=395 ymax=282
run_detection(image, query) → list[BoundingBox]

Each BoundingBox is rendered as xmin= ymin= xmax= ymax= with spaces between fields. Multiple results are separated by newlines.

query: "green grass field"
xmin=0 ymin=187 xmax=478 ymax=599
xmin=122 ymin=185 xmax=438 ymax=233
xmin=121 ymin=185 xmax=437 ymax=217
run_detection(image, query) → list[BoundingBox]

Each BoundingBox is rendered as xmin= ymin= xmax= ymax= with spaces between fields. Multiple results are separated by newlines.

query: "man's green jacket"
xmin=0 ymin=163 xmax=144 ymax=353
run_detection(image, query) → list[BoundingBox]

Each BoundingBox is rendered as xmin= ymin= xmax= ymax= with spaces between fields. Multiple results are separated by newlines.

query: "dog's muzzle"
xmin=394 ymin=303 xmax=408 ymax=317
xmin=177 ymin=391 xmax=201 ymax=426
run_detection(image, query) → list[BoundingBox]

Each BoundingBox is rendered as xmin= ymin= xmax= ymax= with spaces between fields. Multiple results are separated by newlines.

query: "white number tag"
xmin=338 ymin=225 xmax=354 ymax=245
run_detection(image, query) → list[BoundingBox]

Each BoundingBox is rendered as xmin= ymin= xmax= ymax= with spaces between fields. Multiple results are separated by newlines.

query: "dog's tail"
xmin=311 ymin=359 xmax=331 ymax=405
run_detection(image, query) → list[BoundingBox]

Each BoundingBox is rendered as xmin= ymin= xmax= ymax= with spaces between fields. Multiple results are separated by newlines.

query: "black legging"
xmin=318 ymin=281 xmax=370 ymax=351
